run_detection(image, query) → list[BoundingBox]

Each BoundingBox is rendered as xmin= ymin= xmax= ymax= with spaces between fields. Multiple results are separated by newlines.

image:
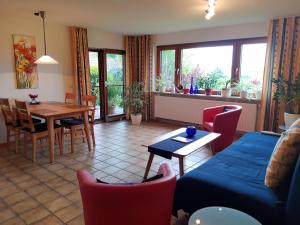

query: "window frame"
xmin=156 ymin=37 xmax=267 ymax=87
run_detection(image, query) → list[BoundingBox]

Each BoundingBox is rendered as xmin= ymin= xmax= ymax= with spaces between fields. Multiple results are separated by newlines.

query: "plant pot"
xmin=205 ymin=88 xmax=212 ymax=96
xmin=108 ymin=106 xmax=117 ymax=115
xmin=284 ymin=112 xmax=300 ymax=128
xmin=221 ymin=88 xmax=231 ymax=97
xmin=240 ymin=90 xmax=248 ymax=99
xmin=159 ymin=86 xmax=166 ymax=92
xmin=256 ymin=90 xmax=262 ymax=99
xmin=131 ymin=113 xmax=142 ymax=125
xmin=183 ymin=88 xmax=189 ymax=94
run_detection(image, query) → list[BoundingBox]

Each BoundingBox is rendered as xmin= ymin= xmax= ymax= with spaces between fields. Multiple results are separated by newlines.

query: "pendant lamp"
xmin=34 ymin=11 xmax=58 ymax=64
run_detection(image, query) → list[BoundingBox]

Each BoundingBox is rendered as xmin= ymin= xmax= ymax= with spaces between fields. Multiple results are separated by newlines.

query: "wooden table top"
xmin=143 ymin=128 xmax=220 ymax=157
xmin=28 ymin=101 xmax=92 ymax=119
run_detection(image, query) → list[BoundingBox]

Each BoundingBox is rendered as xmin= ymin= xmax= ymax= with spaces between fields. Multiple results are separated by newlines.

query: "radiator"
xmin=154 ymin=95 xmax=258 ymax=132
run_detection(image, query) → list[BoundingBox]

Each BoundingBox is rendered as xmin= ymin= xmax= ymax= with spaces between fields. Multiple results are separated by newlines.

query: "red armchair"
xmin=202 ymin=105 xmax=242 ymax=154
xmin=77 ymin=163 xmax=176 ymax=225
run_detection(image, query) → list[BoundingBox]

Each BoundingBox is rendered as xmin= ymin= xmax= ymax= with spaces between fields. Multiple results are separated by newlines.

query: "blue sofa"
xmin=173 ymin=132 xmax=300 ymax=225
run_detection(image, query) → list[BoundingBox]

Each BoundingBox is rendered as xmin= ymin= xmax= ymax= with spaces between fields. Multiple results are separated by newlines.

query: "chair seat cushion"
xmin=60 ymin=118 xmax=84 ymax=126
xmin=23 ymin=123 xmax=60 ymax=133
xmin=203 ymin=122 xmax=213 ymax=131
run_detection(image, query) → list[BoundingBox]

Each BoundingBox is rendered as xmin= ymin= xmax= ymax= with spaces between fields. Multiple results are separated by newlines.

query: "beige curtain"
xmin=259 ymin=16 xmax=300 ymax=131
xmin=124 ymin=35 xmax=153 ymax=121
xmin=70 ymin=27 xmax=91 ymax=104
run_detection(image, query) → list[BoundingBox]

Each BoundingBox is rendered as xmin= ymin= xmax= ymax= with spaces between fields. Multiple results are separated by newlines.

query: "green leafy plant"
xmin=197 ymin=75 xmax=218 ymax=89
xmin=272 ymin=73 xmax=300 ymax=114
xmin=124 ymin=81 xmax=145 ymax=115
xmin=156 ymin=76 xmax=169 ymax=91
xmin=222 ymin=79 xmax=232 ymax=90
xmin=234 ymin=80 xmax=253 ymax=92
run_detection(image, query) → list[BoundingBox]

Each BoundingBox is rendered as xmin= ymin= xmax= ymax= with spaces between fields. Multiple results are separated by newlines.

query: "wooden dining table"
xmin=28 ymin=101 xmax=93 ymax=163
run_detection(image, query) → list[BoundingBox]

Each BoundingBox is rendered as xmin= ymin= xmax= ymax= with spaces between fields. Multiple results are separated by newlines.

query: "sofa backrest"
xmin=286 ymin=155 xmax=300 ymax=225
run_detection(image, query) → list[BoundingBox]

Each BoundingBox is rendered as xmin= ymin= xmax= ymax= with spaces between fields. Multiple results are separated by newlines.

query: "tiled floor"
xmin=0 ymin=121 xmax=212 ymax=225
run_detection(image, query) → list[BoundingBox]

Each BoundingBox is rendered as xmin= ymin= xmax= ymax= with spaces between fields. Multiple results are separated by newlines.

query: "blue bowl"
xmin=186 ymin=126 xmax=197 ymax=137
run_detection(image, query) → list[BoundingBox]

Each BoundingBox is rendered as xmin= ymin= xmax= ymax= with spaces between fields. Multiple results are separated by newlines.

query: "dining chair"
xmin=65 ymin=92 xmax=76 ymax=104
xmin=0 ymin=98 xmax=21 ymax=153
xmin=60 ymin=95 xmax=96 ymax=153
xmin=15 ymin=100 xmax=63 ymax=162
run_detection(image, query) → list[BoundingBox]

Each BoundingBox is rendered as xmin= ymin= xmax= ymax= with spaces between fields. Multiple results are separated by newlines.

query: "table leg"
xmin=83 ymin=111 xmax=92 ymax=152
xmin=47 ymin=117 xmax=55 ymax=163
xmin=143 ymin=153 xmax=154 ymax=179
xmin=179 ymin=157 xmax=185 ymax=177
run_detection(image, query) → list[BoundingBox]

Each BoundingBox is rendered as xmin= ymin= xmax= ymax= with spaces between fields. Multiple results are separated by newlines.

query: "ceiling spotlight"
xmin=205 ymin=0 xmax=216 ymax=20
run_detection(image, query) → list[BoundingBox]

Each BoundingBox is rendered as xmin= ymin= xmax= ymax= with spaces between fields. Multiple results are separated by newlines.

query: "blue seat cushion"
xmin=22 ymin=123 xmax=60 ymax=133
xmin=60 ymin=118 xmax=84 ymax=126
xmin=174 ymin=132 xmax=287 ymax=225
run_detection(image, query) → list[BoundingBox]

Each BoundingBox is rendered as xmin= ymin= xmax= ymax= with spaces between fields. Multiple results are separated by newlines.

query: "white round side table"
xmin=188 ymin=207 xmax=262 ymax=225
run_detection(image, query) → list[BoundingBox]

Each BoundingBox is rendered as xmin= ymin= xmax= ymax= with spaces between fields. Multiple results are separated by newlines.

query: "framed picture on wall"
xmin=13 ymin=34 xmax=38 ymax=89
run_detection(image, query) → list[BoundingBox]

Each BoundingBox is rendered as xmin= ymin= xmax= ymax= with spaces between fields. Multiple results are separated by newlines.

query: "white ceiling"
xmin=0 ymin=0 xmax=299 ymax=34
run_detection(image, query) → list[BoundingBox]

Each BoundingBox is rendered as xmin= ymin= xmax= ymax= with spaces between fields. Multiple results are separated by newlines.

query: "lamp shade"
xmin=35 ymin=55 xmax=58 ymax=64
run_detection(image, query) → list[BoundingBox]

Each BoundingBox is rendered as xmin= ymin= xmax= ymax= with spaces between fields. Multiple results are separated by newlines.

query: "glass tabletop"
xmin=188 ymin=207 xmax=261 ymax=225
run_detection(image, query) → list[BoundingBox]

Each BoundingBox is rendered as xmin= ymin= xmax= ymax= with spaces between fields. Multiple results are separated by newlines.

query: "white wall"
xmin=153 ymin=22 xmax=269 ymax=46
xmin=88 ymin=28 xmax=124 ymax=50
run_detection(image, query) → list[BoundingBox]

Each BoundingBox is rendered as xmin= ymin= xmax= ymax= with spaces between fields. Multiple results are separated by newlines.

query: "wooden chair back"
xmin=65 ymin=93 xmax=76 ymax=104
xmin=0 ymin=98 xmax=10 ymax=107
xmin=15 ymin=100 xmax=35 ymax=132
xmin=82 ymin=95 xmax=96 ymax=123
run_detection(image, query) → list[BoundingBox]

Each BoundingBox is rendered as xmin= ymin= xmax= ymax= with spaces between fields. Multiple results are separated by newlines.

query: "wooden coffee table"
xmin=143 ymin=128 xmax=220 ymax=178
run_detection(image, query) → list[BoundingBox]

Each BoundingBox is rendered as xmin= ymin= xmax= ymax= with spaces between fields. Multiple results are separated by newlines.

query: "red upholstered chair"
xmin=202 ymin=105 xmax=242 ymax=154
xmin=77 ymin=163 xmax=176 ymax=225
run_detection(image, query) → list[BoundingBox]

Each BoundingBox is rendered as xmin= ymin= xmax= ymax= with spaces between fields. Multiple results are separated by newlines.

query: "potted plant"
xmin=234 ymin=80 xmax=251 ymax=99
xmin=197 ymin=75 xmax=218 ymax=96
xmin=250 ymin=79 xmax=262 ymax=99
xmin=221 ymin=79 xmax=232 ymax=97
xmin=156 ymin=76 xmax=168 ymax=92
xmin=272 ymin=73 xmax=300 ymax=128
xmin=124 ymin=81 xmax=145 ymax=125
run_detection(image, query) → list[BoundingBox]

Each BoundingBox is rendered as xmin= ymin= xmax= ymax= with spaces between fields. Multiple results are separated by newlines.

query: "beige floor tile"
xmin=11 ymin=198 xmax=39 ymax=214
xmin=0 ymin=185 xmax=20 ymax=198
xmin=32 ymin=215 xmax=63 ymax=225
xmin=55 ymin=205 xmax=82 ymax=223
xmin=66 ymin=190 xmax=82 ymax=203
xmin=56 ymin=183 xmax=77 ymax=196
xmin=17 ymin=179 xmax=40 ymax=189
xmin=4 ymin=191 xmax=29 ymax=205
xmin=44 ymin=197 xmax=71 ymax=213
xmin=1 ymin=216 xmax=25 ymax=225
xmin=67 ymin=215 xmax=84 ymax=225
xmin=20 ymin=206 xmax=50 ymax=224
xmin=35 ymin=191 xmax=60 ymax=204
xmin=26 ymin=184 xmax=51 ymax=196
xmin=0 ymin=209 xmax=15 ymax=223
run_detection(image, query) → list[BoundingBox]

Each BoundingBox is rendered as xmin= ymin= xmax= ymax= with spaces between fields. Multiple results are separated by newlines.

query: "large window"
xmin=157 ymin=38 xmax=267 ymax=93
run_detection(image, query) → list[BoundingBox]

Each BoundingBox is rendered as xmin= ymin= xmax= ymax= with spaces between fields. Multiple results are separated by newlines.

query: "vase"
xmin=205 ymin=88 xmax=212 ymax=96
xmin=189 ymin=77 xmax=194 ymax=94
xmin=186 ymin=126 xmax=197 ymax=137
xmin=194 ymin=84 xmax=199 ymax=94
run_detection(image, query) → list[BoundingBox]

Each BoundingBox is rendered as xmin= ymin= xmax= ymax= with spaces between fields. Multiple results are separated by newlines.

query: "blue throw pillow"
xmin=223 ymin=106 xmax=233 ymax=112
